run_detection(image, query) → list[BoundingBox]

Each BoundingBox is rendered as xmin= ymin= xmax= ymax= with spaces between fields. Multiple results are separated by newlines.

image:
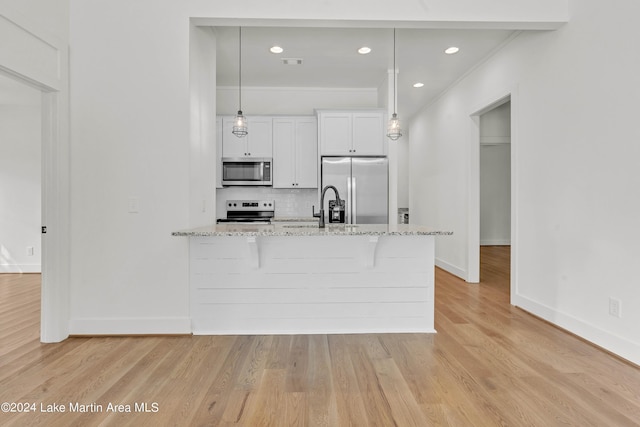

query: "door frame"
xmin=0 ymin=11 xmax=70 ymax=342
xmin=468 ymin=88 xmax=518 ymax=303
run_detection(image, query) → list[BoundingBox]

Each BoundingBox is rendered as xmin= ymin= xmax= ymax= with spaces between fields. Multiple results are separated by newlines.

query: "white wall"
xmin=68 ymin=1 xmax=193 ymax=334
xmin=409 ymin=0 xmax=640 ymax=363
xmin=67 ymin=0 xmax=568 ymax=335
xmin=0 ymin=0 xmax=68 ymax=40
xmin=190 ymin=25 xmax=217 ymax=228
xmin=480 ymin=101 xmax=510 ymax=245
xmin=0 ymin=79 xmax=41 ymax=272
xmin=217 ymin=87 xmax=378 ymax=116
xmin=480 ymin=144 xmax=510 ymax=245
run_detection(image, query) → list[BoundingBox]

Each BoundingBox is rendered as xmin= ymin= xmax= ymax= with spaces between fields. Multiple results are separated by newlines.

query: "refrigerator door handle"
xmin=352 ymin=177 xmax=357 ymax=224
xmin=346 ymin=177 xmax=352 ymax=224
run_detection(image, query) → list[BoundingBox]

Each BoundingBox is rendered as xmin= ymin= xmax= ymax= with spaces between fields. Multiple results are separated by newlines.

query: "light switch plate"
xmin=609 ymin=297 xmax=621 ymax=318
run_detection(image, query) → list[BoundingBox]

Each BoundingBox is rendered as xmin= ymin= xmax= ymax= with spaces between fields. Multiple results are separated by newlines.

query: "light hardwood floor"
xmin=1 ymin=247 xmax=639 ymax=426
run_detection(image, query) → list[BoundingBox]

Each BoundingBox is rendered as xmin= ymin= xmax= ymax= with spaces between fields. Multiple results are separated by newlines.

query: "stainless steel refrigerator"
xmin=321 ymin=156 xmax=388 ymax=224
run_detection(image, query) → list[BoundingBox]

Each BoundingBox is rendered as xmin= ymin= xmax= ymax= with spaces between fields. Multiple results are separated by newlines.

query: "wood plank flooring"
xmin=1 ymin=247 xmax=639 ymax=426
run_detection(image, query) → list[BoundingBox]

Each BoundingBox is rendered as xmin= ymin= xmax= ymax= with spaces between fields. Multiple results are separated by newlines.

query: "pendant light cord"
xmin=238 ymin=27 xmax=242 ymax=112
xmin=393 ymin=28 xmax=397 ymax=114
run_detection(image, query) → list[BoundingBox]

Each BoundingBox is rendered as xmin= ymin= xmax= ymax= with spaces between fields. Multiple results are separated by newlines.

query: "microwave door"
xmin=224 ymin=162 xmax=240 ymax=181
xmin=222 ymin=159 xmax=271 ymax=186
xmin=242 ymin=163 xmax=255 ymax=181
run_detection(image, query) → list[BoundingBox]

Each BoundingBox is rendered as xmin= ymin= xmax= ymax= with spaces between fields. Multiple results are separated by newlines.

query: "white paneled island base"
xmin=173 ymin=224 xmax=451 ymax=335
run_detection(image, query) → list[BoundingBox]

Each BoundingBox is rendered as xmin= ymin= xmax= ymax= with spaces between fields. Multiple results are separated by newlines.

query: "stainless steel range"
xmin=216 ymin=200 xmax=275 ymax=224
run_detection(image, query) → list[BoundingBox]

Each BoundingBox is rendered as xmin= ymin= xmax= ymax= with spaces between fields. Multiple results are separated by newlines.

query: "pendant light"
xmin=387 ymin=28 xmax=402 ymax=141
xmin=232 ymin=27 xmax=248 ymax=137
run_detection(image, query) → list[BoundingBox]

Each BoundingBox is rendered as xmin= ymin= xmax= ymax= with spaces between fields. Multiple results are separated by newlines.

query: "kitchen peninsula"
xmin=173 ymin=223 xmax=452 ymax=335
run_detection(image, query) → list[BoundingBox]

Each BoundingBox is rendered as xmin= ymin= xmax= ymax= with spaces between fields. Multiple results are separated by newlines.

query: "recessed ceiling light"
xmin=270 ymin=46 xmax=284 ymax=54
xmin=358 ymin=47 xmax=372 ymax=55
xmin=413 ymin=82 xmax=424 ymax=88
xmin=445 ymin=46 xmax=460 ymax=55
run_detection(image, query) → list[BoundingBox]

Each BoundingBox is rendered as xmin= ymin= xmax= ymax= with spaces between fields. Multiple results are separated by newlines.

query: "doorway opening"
xmin=0 ymin=73 xmax=42 ymax=273
xmin=0 ymin=72 xmax=43 ymax=339
xmin=479 ymin=101 xmax=511 ymax=293
xmin=468 ymin=93 xmax=515 ymax=302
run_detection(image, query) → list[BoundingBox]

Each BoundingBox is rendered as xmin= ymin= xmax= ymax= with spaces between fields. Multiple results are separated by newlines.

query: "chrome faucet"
xmin=312 ymin=185 xmax=342 ymax=228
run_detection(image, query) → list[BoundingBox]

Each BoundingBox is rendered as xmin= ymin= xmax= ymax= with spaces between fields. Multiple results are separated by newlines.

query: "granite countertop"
xmin=172 ymin=223 xmax=453 ymax=237
xmin=271 ymin=217 xmax=319 ymax=223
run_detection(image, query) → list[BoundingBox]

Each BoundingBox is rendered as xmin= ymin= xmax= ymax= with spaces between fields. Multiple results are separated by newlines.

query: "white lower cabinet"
xmin=273 ymin=117 xmax=318 ymax=188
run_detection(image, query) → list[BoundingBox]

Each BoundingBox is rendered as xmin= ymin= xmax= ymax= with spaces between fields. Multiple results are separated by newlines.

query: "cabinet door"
xmin=221 ymin=116 xmax=247 ymax=158
xmin=320 ymin=113 xmax=352 ymax=155
xmin=272 ymin=118 xmax=296 ymax=188
xmin=352 ymin=112 xmax=385 ymax=155
xmin=246 ymin=116 xmax=273 ymax=157
xmin=295 ymin=118 xmax=318 ymax=188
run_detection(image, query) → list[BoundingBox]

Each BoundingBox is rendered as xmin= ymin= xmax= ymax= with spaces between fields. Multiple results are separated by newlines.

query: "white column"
xmin=387 ymin=68 xmax=399 ymax=225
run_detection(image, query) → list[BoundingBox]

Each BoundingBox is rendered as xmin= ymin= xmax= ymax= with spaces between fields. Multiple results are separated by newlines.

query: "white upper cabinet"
xmin=295 ymin=118 xmax=318 ymax=187
xmin=273 ymin=118 xmax=296 ymax=188
xmin=318 ymin=113 xmax=351 ymax=155
xmin=318 ymin=110 xmax=386 ymax=156
xmin=273 ymin=117 xmax=318 ymax=188
xmin=221 ymin=116 xmax=273 ymax=158
xmin=352 ymin=112 xmax=386 ymax=155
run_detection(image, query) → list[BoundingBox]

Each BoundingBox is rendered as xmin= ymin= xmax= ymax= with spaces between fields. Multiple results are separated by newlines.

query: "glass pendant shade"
xmin=387 ymin=113 xmax=402 ymax=141
xmin=231 ymin=27 xmax=248 ymax=138
xmin=232 ymin=110 xmax=248 ymax=137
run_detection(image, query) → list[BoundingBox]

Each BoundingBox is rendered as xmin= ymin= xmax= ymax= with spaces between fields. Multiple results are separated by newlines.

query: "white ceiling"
xmin=215 ymin=26 xmax=516 ymax=119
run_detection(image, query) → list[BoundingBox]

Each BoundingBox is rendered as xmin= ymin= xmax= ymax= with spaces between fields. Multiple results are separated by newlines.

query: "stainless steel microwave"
xmin=221 ymin=158 xmax=272 ymax=186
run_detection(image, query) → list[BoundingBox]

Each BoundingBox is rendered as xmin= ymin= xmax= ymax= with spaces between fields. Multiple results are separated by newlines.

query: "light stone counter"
xmin=271 ymin=217 xmax=318 ymax=223
xmin=172 ymin=223 xmax=452 ymax=237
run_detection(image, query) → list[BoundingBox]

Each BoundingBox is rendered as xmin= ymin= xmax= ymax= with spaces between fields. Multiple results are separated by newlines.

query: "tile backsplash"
xmin=216 ymin=187 xmax=318 ymax=219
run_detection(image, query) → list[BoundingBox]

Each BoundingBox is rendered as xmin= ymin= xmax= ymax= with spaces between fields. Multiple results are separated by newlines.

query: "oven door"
xmin=221 ymin=158 xmax=272 ymax=186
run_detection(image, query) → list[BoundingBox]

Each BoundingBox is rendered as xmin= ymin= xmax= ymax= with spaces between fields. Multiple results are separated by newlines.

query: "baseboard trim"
xmin=69 ymin=317 xmax=191 ymax=335
xmin=0 ymin=264 xmax=41 ymax=273
xmin=192 ymin=328 xmax=438 ymax=335
xmin=480 ymin=240 xmax=511 ymax=246
xmin=513 ymin=294 xmax=640 ymax=366
xmin=435 ymin=257 xmax=466 ymax=280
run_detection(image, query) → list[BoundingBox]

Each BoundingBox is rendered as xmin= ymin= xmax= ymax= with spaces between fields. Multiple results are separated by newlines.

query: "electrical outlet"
xmin=609 ymin=297 xmax=621 ymax=318
xmin=26 ymin=246 xmax=34 ymax=256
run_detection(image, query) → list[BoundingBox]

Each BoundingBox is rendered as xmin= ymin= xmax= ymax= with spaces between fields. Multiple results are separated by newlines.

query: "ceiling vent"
xmin=281 ymin=58 xmax=303 ymax=65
